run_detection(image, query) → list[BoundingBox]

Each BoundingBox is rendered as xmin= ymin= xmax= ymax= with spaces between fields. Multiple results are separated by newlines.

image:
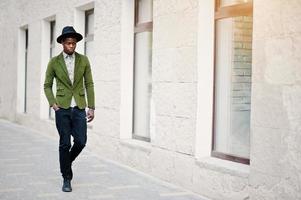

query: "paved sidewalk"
xmin=0 ymin=120 xmax=208 ymax=200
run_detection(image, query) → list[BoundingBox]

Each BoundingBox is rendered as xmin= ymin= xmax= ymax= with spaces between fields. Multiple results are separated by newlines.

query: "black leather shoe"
xmin=62 ymin=179 xmax=72 ymax=192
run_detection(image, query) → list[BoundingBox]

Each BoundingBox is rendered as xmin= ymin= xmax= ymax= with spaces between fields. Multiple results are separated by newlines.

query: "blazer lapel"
xmin=58 ymin=53 xmax=72 ymax=86
xmin=73 ymin=52 xmax=81 ymax=86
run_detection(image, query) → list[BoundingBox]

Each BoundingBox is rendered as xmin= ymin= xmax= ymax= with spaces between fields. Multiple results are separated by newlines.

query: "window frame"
xmin=211 ymin=0 xmax=253 ymax=165
xmin=134 ymin=0 xmax=153 ymax=33
xmin=215 ymin=0 xmax=253 ymax=19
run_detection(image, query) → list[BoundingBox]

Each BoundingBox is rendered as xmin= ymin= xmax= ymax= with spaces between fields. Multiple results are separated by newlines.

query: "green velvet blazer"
xmin=44 ymin=52 xmax=95 ymax=109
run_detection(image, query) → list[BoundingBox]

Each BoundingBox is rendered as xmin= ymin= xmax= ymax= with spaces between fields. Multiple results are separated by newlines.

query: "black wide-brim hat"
xmin=57 ymin=26 xmax=83 ymax=43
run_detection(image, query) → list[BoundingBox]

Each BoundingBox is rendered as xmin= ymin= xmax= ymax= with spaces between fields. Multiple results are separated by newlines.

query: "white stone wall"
xmin=1 ymin=0 xmax=301 ymax=199
xmin=0 ymin=0 xmax=19 ymax=121
xmin=250 ymin=0 xmax=301 ymax=199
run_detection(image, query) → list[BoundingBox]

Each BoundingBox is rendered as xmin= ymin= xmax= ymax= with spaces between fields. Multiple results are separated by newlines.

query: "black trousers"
xmin=55 ymin=107 xmax=87 ymax=180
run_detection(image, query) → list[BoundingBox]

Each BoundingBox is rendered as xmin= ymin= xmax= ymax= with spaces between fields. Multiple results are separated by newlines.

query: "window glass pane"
xmin=85 ymin=10 xmax=95 ymax=67
xmin=88 ymin=12 xmax=94 ymax=35
xmin=219 ymin=0 xmax=251 ymax=7
xmin=137 ymin=0 xmax=153 ymax=24
xmin=49 ymin=21 xmax=56 ymax=119
xmin=49 ymin=47 xmax=56 ymax=118
xmin=50 ymin=21 xmax=56 ymax=57
xmin=85 ymin=40 xmax=94 ymax=65
xmin=49 ymin=79 xmax=56 ymax=119
xmin=214 ymin=16 xmax=253 ymax=158
xmin=25 ymin=29 xmax=28 ymax=50
xmin=86 ymin=10 xmax=94 ymax=36
xmin=133 ymin=32 xmax=152 ymax=138
xmin=24 ymin=29 xmax=28 ymax=113
xmin=50 ymin=47 xmax=55 ymax=58
xmin=50 ymin=21 xmax=55 ymax=45
xmin=85 ymin=40 xmax=94 ymax=57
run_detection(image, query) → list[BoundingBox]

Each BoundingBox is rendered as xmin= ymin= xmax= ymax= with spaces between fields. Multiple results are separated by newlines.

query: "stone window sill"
xmin=195 ymin=157 xmax=250 ymax=178
xmin=120 ymin=138 xmax=152 ymax=153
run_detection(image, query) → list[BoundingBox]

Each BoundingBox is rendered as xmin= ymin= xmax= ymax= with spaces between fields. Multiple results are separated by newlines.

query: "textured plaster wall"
xmin=0 ymin=1 xmax=19 ymax=121
xmin=152 ymin=0 xmax=198 ymax=157
xmin=250 ymin=0 xmax=301 ymax=199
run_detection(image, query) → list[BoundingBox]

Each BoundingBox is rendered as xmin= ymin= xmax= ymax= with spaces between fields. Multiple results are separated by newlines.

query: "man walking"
xmin=44 ymin=26 xmax=95 ymax=192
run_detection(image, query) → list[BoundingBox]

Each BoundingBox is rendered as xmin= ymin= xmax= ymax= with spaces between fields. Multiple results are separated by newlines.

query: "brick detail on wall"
xmin=232 ymin=16 xmax=253 ymax=112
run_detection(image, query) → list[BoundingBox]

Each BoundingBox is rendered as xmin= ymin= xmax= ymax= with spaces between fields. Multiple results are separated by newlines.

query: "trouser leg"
xmin=70 ymin=107 xmax=87 ymax=163
xmin=55 ymin=108 xmax=73 ymax=180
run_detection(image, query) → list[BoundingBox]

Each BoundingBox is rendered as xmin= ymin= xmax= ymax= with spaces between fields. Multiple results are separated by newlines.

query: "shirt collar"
xmin=63 ymin=51 xmax=75 ymax=59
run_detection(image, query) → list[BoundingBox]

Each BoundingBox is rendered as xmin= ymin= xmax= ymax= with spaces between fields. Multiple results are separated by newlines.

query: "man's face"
xmin=62 ymin=37 xmax=77 ymax=55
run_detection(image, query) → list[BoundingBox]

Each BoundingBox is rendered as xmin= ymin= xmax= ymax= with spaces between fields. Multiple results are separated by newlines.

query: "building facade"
xmin=0 ymin=0 xmax=300 ymax=199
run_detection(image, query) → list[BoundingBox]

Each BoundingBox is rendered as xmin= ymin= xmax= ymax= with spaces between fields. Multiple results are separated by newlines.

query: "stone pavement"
xmin=0 ymin=120 xmax=209 ymax=200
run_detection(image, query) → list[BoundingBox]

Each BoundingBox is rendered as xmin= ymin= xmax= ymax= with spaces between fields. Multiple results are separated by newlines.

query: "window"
xmin=49 ymin=20 xmax=56 ymax=119
xmin=83 ymin=8 xmax=95 ymax=130
xmin=84 ymin=9 xmax=94 ymax=58
xmin=24 ymin=28 xmax=28 ymax=113
xmin=132 ymin=0 xmax=153 ymax=142
xmin=212 ymin=0 xmax=253 ymax=164
xmin=74 ymin=2 xmax=94 ymax=55
xmin=17 ymin=26 xmax=29 ymax=114
xmin=50 ymin=21 xmax=56 ymax=58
